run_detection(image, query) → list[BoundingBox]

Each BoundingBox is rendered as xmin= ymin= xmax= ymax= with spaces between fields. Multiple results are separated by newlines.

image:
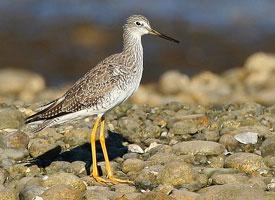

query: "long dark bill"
xmin=150 ymin=29 xmax=179 ymax=43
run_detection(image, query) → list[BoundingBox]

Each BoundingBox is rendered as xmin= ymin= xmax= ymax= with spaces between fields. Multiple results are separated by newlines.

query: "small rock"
xmin=19 ymin=185 xmax=46 ymax=200
xmin=198 ymin=184 xmax=264 ymax=200
xmin=211 ymin=173 xmax=249 ymax=185
xmin=122 ymin=153 xmax=139 ymax=160
xmin=0 ymin=105 xmax=24 ymax=130
xmin=0 ymin=186 xmax=18 ymax=200
xmin=41 ymin=184 xmax=82 ymax=200
xmin=122 ymin=158 xmax=145 ymax=173
xmin=135 ymin=165 xmax=164 ymax=187
xmin=42 ymin=172 xmax=86 ymax=194
xmin=28 ymin=138 xmax=59 ymax=158
xmin=63 ymin=128 xmax=89 ymax=147
xmin=0 ymin=131 xmax=29 ymax=149
xmin=170 ymin=189 xmax=200 ymax=200
xmin=219 ymin=134 xmax=238 ymax=151
xmin=128 ymin=144 xmax=144 ymax=154
xmin=153 ymin=184 xmax=173 ymax=194
xmin=225 ymin=152 xmax=267 ymax=174
xmin=156 ymin=161 xmax=202 ymax=187
xmin=173 ymin=140 xmax=225 ymax=156
xmin=134 ymin=191 xmax=174 ymax=200
xmin=3 ymin=148 xmax=29 ymax=160
xmin=260 ymin=136 xmax=275 ymax=157
xmin=112 ymin=184 xmax=137 ymax=195
xmin=145 ymin=142 xmax=161 ymax=153
xmin=234 ymin=132 xmax=258 ymax=144
xmin=85 ymin=186 xmax=119 ymax=200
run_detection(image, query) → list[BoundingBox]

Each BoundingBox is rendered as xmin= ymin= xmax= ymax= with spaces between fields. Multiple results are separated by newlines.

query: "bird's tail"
xmin=28 ymin=120 xmax=54 ymax=133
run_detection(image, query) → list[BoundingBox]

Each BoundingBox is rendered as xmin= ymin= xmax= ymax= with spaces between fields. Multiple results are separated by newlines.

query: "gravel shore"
xmin=1 ymin=52 xmax=275 ymax=199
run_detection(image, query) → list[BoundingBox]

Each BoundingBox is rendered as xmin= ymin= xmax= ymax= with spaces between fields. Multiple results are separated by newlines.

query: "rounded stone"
xmin=19 ymin=185 xmax=46 ymax=200
xmin=211 ymin=173 xmax=249 ymax=185
xmin=0 ymin=131 xmax=29 ymax=149
xmin=173 ymin=140 xmax=225 ymax=156
xmin=42 ymin=172 xmax=86 ymax=194
xmin=28 ymin=138 xmax=58 ymax=158
xmin=198 ymin=184 xmax=264 ymax=200
xmin=225 ymin=152 xmax=267 ymax=174
xmin=41 ymin=184 xmax=82 ymax=200
xmin=170 ymin=189 xmax=200 ymax=200
xmin=122 ymin=158 xmax=145 ymax=173
xmin=219 ymin=134 xmax=239 ymax=151
xmin=0 ymin=186 xmax=19 ymax=200
xmin=0 ymin=106 xmax=24 ymax=130
xmin=134 ymin=191 xmax=174 ymax=200
xmin=63 ymin=128 xmax=89 ymax=147
xmin=156 ymin=161 xmax=200 ymax=186
xmin=260 ymin=136 xmax=275 ymax=157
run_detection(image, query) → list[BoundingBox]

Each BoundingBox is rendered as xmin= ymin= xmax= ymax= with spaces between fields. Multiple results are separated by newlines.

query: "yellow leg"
xmin=90 ymin=116 xmax=108 ymax=184
xmin=99 ymin=117 xmax=133 ymax=184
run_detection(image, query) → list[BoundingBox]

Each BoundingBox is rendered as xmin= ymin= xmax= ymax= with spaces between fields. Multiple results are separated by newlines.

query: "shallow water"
xmin=1 ymin=0 xmax=275 ymax=86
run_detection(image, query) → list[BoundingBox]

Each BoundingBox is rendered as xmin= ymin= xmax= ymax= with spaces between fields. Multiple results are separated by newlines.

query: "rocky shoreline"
xmin=0 ymin=52 xmax=275 ymax=199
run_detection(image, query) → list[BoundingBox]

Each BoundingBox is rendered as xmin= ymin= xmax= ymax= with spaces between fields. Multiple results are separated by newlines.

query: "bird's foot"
xmin=91 ymin=175 xmax=133 ymax=185
xmin=91 ymin=175 xmax=110 ymax=185
xmin=106 ymin=175 xmax=134 ymax=185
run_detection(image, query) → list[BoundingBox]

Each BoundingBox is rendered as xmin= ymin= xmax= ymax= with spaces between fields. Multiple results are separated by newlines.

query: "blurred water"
xmin=0 ymin=0 xmax=275 ymax=86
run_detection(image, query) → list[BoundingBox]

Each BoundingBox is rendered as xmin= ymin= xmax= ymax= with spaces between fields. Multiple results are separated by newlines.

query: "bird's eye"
xmin=135 ymin=21 xmax=142 ymax=26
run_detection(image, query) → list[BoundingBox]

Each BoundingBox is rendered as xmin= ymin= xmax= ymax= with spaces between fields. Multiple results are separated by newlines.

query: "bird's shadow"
xmin=24 ymin=131 xmax=129 ymax=175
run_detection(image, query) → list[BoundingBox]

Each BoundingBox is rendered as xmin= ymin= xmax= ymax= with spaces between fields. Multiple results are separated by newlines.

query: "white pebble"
xmin=234 ymin=132 xmax=258 ymax=144
xmin=128 ymin=144 xmax=144 ymax=154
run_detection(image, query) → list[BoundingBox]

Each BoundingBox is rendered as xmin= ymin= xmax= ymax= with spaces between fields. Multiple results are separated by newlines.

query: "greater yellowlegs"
xmin=26 ymin=15 xmax=179 ymax=184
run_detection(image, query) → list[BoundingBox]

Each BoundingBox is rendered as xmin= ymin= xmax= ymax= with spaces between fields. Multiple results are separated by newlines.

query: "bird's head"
xmin=124 ymin=15 xmax=179 ymax=43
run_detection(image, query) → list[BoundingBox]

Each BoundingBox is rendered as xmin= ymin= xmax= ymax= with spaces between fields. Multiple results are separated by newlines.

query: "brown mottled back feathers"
xmin=26 ymin=53 xmax=127 ymax=123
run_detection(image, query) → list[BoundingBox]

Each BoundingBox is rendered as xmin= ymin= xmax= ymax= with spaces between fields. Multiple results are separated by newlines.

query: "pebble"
xmin=3 ymin=148 xmax=29 ymax=161
xmin=19 ymin=185 xmax=46 ymax=200
xmin=219 ymin=134 xmax=239 ymax=151
xmin=198 ymin=184 xmax=264 ymax=200
xmin=0 ymin=131 xmax=29 ymax=149
xmin=0 ymin=186 xmax=18 ymax=200
xmin=85 ymin=186 xmax=119 ymax=200
xmin=134 ymin=191 xmax=174 ymax=200
xmin=172 ymin=140 xmax=225 ymax=156
xmin=122 ymin=158 xmax=145 ymax=173
xmin=135 ymin=165 xmax=164 ymax=187
xmin=234 ymin=132 xmax=258 ymax=144
xmin=128 ymin=144 xmax=144 ymax=154
xmin=42 ymin=172 xmax=86 ymax=194
xmin=28 ymin=138 xmax=59 ymax=158
xmin=225 ymin=152 xmax=267 ymax=174
xmin=156 ymin=161 xmax=203 ymax=187
xmin=211 ymin=173 xmax=249 ymax=185
xmin=41 ymin=184 xmax=82 ymax=200
xmin=260 ymin=136 xmax=275 ymax=157
xmin=63 ymin=128 xmax=89 ymax=147
xmin=170 ymin=189 xmax=200 ymax=200
xmin=111 ymin=184 xmax=137 ymax=195
xmin=0 ymin=105 xmax=24 ymax=130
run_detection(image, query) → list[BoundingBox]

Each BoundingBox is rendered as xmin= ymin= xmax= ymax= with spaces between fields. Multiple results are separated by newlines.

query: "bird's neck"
xmin=122 ymin=30 xmax=143 ymax=59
